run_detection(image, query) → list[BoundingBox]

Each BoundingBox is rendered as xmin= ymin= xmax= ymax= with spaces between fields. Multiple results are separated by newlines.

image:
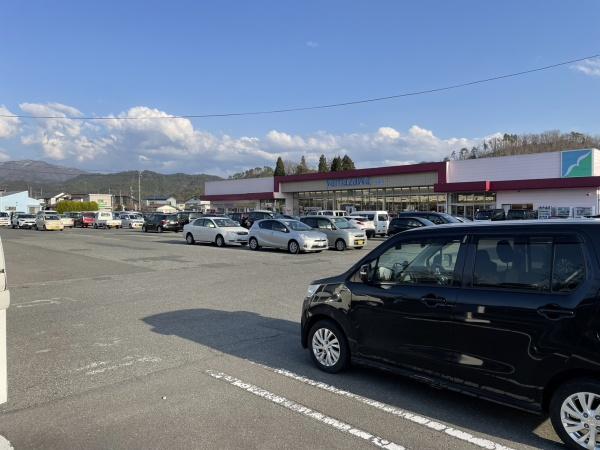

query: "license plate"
xmin=355 ymin=240 xmax=365 ymax=246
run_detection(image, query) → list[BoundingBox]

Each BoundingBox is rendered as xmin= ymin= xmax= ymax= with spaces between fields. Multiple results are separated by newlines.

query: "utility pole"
xmin=138 ymin=170 xmax=142 ymax=212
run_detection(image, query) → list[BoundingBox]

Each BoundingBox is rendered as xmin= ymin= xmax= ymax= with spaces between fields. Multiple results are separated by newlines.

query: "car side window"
xmin=552 ymin=240 xmax=586 ymax=292
xmin=206 ymin=220 xmax=216 ymax=228
xmin=369 ymin=237 xmax=463 ymax=286
xmin=408 ymin=219 xmax=421 ymax=227
xmin=193 ymin=219 xmax=204 ymax=226
xmin=272 ymin=221 xmax=286 ymax=233
xmin=259 ymin=220 xmax=272 ymax=230
xmin=473 ymin=236 xmax=552 ymax=292
xmin=317 ymin=219 xmax=332 ymax=230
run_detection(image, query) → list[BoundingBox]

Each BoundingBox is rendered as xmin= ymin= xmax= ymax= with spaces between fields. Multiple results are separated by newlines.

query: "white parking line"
xmin=257 ymin=365 xmax=515 ymax=450
xmin=206 ymin=370 xmax=406 ymax=450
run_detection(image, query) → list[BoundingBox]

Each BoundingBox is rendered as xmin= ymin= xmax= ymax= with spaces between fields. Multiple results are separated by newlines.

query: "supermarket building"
xmin=202 ymin=149 xmax=600 ymax=218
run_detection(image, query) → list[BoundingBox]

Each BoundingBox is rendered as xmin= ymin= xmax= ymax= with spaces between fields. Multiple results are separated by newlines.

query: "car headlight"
xmin=306 ymin=284 xmax=321 ymax=298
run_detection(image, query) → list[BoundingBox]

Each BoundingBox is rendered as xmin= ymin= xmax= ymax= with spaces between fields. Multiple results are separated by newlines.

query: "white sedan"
xmin=183 ymin=216 xmax=249 ymax=247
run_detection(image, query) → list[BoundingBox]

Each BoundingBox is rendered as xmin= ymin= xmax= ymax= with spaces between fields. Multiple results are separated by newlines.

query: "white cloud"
xmin=0 ymin=106 xmax=21 ymax=138
xmin=19 ymin=102 xmax=112 ymax=161
xmin=572 ymin=59 xmax=600 ymax=77
xmin=9 ymin=102 xmax=490 ymax=173
xmin=305 ymin=41 xmax=319 ymax=48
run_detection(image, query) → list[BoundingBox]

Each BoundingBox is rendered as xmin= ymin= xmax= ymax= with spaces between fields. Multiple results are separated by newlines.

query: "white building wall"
xmin=205 ymin=177 xmax=274 ymax=195
xmin=0 ymin=191 xmax=42 ymax=213
xmin=496 ymin=188 xmax=598 ymax=215
xmin=447 ymin=149 xmax=600 ymax=183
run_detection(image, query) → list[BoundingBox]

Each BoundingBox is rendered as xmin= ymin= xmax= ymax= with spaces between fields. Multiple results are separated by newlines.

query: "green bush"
xmin=55 ymin=200 xmax=99 ymax=213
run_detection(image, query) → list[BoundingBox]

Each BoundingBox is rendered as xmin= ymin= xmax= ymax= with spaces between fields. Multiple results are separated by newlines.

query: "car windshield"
xmin=439 ymin=213 xmax=460 ymax=223
xmin=213 ymin=218 xmax=238 ymax=227
xmin=20 ymin=214 xmax=35 ymax=219
xmin=331 ymin=218 xmax=353 ymax=229
xmin=83 ymin=213 xmax=95 ymax=218
xmin=475 ymin=211 xmax=493 ymax=220
xmin=46 ymin=215 xmax=60 ymax=220
xmin=282 ymin=220 xmax=312 ymax=231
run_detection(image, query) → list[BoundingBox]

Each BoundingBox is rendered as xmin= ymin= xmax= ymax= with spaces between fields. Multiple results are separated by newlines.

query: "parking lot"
xmin=0 ymin=226 xmax=563 ymax=449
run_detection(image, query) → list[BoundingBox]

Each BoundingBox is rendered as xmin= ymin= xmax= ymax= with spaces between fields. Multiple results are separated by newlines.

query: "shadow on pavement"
xmin=143 ymin=308 xmax=560 ymax=449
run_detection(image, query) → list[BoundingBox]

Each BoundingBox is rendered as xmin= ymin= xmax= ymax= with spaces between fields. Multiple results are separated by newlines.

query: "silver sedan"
xmin=248 ymin=219 xmax=328 ymax=254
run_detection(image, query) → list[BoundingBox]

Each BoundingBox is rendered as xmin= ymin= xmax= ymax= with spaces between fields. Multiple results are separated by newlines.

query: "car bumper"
xmin=45 ymin=225 xmax=64 ymax=230
xmin=228 ymin=236 xmax=249 ymax=243
xmin=304 ymin=241 xmax=328 ymax=251
xmin=352 ymin=238 xmax=366 ymax=247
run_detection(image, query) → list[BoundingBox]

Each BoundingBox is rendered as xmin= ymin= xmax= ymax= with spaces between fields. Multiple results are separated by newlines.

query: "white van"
xmin=316 ymin=210 xmax=347 ymax=217
xmin=350 ymin=210 xmax=389 ymax=236
xmin=0 ymin=236 xmax=9 ymax=404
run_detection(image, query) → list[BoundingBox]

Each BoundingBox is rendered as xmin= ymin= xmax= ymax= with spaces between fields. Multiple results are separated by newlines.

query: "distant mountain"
xmin=0 ymin=160 xmax=222 ymax=202
xmin=62 ymin=171 xmax=222 ymax=202
xmin=0 ymin=160 xmax=87 ymax=183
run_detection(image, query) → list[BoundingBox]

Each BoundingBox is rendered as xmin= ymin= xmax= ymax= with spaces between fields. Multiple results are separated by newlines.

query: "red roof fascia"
xmin=201 ymin=192 xmax=276 ymax=201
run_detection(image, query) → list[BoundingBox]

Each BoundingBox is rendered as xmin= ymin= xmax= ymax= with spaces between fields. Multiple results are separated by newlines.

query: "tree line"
xmin=55 ymin=200 xmax=99 ymax=213
xmin=273 ymin=154 xmax=355 ymax=176
xmin=448 ymin=130 xmax=600 ymax=161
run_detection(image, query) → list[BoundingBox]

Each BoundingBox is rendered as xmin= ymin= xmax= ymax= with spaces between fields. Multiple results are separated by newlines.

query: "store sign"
xmin=325 ymin=177 xmax=384 ymax=188
xmin=561 ymin=149 xmax=593 ymax=178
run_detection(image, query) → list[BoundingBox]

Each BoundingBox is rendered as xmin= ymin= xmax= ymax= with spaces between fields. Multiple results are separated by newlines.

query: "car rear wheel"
xmin=249 ymin=237 xmax=259 ymax=250
xmin=185 ymin=233 xmax=195 ymax=245
xmin=215 ymin=235 xmax=225 ymax=247
xmin=551 ymin=379 xmax=600 ymax=450
xmin=158 ymin=226 xmax=164 ymax=233
xmin=335 ymin=239 xmax=346 ymax=251
xmin=288 ymin=240 xmax=300 ymax=254
xmin=308 ymin=320 xmax=349 ymax=373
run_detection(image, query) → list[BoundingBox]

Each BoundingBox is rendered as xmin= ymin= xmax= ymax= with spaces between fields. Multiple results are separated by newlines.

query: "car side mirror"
xmin=359 ymin=264 xmax=371 ymax=283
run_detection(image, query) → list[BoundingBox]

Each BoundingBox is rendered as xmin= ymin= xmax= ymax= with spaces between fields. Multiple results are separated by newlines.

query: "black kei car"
xmin=301 ymin=220 xmax=600 ymax=449
xmin=142 ymin=214 xmax=179 ymax=232
xmin=387 ymin=216 xmax=434 ymax=236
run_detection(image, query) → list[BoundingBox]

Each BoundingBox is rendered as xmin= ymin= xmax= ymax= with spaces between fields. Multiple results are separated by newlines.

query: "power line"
xmin=0 ymin=53 xmax=597 ymax=121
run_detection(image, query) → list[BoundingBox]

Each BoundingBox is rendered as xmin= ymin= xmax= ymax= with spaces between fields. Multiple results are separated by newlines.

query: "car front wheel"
xmin=550 ymin=379 xmax=600 ymax=450
xmin=288 ymin=240 xmax=300 ymax=254
xmin=215 ymin=235 xmax=225 ymax=247
xmin=185 ymin=233 xmax=195 ymax=245
xmin=308 ymin=320 xmax=349 ymax=373
xmin=249 ymin=237 xmax=259 ymax=250
xmin=335 ymin=239 xmax=346 ymax=251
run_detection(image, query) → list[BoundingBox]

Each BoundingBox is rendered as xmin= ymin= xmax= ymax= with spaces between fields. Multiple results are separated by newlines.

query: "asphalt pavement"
xmin=0 ymin=226 xmax=563 ymax=449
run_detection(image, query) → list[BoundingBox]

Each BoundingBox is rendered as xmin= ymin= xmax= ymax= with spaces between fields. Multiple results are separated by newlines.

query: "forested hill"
xmin=449 ymin=131 xmax=600 ymax=161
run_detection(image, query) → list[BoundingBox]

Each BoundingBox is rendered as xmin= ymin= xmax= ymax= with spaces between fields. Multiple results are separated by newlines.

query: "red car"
xmin=75 ymin=212 xmax=96 ymax=228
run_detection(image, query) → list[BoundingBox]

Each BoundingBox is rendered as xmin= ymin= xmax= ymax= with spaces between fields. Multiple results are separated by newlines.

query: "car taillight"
xmin=161 ymin=220 xmax=167 ymax=224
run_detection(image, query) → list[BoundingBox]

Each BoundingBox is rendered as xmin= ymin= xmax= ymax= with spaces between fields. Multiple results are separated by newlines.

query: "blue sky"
xmin=1 ymin=0 xmax=599 ymax=175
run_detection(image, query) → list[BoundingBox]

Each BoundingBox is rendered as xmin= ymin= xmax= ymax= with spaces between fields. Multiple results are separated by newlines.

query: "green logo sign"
xmin=561 ymin=149 xmax=593 ymax=178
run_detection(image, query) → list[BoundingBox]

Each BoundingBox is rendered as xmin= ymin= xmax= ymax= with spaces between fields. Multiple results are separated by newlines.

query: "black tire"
xmin=550 ymin=378 xmax=600 ymax=450
xmin=215 ymin=234 xmax=225 ymax=247
xmin=158 ymin=226 xmax=164 ymax=233
xmin=288 ymin=240 xmax=300 ymax=254
xmin=129 ymin=224 xmax=133 ymax=229
xmin=142 ymin=225 xmax=147 ymax=233
xmin=249 ymin=237 xmax=260 ymax=250
xmin=93 ymin=223 xmax=98 ymax=229
xmin=307 ymin=320 xmax=349 ymax=374
xmin=335 ymin=239 xmax=346 ymax=252
xmin=185 ymin=233 xmax=195 ymax=245
xmin=356 ymin=246 xmax=364 ymax=250
xmin=366 ymin=230 xmax=374 ymax=239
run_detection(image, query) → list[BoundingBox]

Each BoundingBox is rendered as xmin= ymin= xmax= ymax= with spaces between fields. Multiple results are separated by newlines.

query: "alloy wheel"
xmin=216 ymin=235 xmax=224 ymax=247
xmin=288 ymin=240 xmax=299 ymax=254
xmin=335 ymin=239 xmax=346 ymax=251
xmin=311 ymin=328 xmax=341 ymax=367
xmin=560 ymin=392 xmax=600 ymax=449
xmin=186 ymin=233 xmax=195 ymax=245
xmin=249 ymin=238 xmax=258 ymax=250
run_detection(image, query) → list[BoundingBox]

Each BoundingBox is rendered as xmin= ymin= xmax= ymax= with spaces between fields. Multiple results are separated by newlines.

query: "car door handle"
xmin=537 ymin=305 xmax=575 ymax=320
xmin=420 ymin=294 xmax=447 ymax=308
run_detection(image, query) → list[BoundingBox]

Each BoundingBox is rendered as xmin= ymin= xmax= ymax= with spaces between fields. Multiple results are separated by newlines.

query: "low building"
xmin=70 ymin=193 xmax=113 ymax=210
xmin=184 ymin=197 xmax=211 ymax=212
xmin=0 ymin=191 xmax=42 ymax=214
xmin=202 ymin=148 xmax=600 ymax=219
xmin=37 ymin=192 xmax=69 ymax=208
xmin=143 ymin=196 xmax=176 ymax=210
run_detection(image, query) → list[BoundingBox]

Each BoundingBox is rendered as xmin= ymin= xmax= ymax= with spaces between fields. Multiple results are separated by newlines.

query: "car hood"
xmin=223 ymin=227 xmax=248 ymax=233
xmin=296 ymin=230 xmax=328 ymax=240
xmin=311 ymin=273 xmax=347 ymax=286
